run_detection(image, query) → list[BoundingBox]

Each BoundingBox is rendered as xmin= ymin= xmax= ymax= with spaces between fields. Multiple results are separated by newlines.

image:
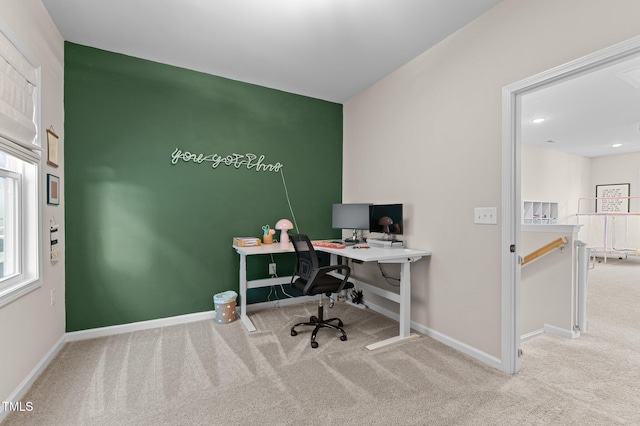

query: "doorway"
xmin=502 ymin=35 xmax=640 ymax=375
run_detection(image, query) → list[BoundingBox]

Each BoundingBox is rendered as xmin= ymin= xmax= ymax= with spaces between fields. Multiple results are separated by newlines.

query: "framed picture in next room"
xmin=47 ymin=174 xmax=60 ymax=205
xmin=595 ymin=183 xmax=630 ymax=213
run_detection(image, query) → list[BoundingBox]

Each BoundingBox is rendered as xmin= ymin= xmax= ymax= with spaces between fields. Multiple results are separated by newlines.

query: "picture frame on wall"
xmin=46 ymin=128 xmax=59 ymax=167
xmin=595 ymin=183 xmax=630 ymax=213
xmin=47 ymin=174 xmax=60 ymax=205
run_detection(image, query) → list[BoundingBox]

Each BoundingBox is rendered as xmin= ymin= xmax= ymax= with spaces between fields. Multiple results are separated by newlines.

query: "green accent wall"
xmin=64 ymin=43 xmax=343 ymax=332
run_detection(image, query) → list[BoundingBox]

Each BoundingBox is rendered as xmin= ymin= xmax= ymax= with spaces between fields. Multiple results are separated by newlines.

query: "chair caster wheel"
xmin=311 ymin=341 xmax=319 ymax=348
xmin=310 ymin=316 xmax=318 ymax=323
xmin=340 ymin=335 xmax=347 ymax=341
xmin=291 ymin=329 xmax=297 ymax=336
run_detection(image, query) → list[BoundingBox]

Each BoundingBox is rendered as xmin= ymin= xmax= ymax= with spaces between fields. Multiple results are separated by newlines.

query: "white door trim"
xmin=501 ymin=35 xmax=640 ymax=375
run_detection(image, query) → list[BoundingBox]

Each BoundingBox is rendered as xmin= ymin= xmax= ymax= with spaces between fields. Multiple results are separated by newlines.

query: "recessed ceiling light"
xmin=616 ymin=67 xmax=640 ymax=89
xmin=531 ymin=117 xmax=546 ymax=124
xmin=612 ymin=143 xmax=623 ymax=148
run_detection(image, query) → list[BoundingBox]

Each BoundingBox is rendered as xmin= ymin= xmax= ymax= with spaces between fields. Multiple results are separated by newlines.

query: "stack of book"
xmin=233 ymin=237 xmax=262 ymax=247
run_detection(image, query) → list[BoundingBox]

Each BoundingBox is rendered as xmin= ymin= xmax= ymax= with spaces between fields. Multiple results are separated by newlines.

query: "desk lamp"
xmin=275 ymin=219 xmax=294 ymax=244
xmin=378 ymin=216 xmax=393 ymax=239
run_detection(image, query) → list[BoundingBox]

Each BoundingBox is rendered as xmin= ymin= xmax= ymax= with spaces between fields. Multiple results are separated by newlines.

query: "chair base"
xmin=290 ymin=303 xmax=348 ymax=348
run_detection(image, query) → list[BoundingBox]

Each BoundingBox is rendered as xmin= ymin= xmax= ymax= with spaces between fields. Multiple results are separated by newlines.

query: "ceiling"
xmin=40 ymin=0 xmax=639 ymax=158
xmin=521 ymin=54 xmax=640 ymax=158
xmin=40 ymin=0 xmax=502 ymax=103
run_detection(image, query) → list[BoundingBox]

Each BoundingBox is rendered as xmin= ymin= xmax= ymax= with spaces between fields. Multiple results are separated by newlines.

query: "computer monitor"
xmin=332 ymin=203 xmax=371 ymax=243
xmin=369 ymin=204 xmax=403 ymax=238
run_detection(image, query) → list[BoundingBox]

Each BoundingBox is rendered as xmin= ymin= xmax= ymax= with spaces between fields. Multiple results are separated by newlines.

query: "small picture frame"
xmin=46 ymin=128 xmax=59 ymax=168
xmin=47 ymin=174 xmax=60 ymax=205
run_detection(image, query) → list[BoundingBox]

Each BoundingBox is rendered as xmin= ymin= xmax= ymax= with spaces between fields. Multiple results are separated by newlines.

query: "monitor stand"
xmin=344 ymin=229 xmax=360 ymax=245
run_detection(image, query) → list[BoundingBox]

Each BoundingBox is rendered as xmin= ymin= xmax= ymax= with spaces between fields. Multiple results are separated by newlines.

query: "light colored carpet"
xmin=4 ymin=261 xmax=640 ymax=425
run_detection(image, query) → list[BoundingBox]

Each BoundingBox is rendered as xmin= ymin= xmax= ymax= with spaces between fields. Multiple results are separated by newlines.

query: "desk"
xmin=233 ymin=242 xmax=431 ymax=350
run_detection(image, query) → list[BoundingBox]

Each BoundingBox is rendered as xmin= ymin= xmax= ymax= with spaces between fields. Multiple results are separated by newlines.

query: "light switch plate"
xmin=474 ymin=207 xmax=497 ymax=224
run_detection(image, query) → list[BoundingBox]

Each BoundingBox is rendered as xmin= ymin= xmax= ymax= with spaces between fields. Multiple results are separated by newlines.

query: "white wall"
xmin=343 ymin=0 xmax=640 ymax=363
xmin=584 ymin=151 xmax=640 ymax=251
xmin=522 ymin=144 xmax=591 ymax=222
xmin=0 ymin=0 xmax=65 ymax=407
xmin=591 ymin=151 xmax=640 ymax=203
xmin=521 ymin=227 xmax=579 ymax=336
xmin=522 ymin=129 xmax=640 ymax=254
xmin=520 ymin=144 xmax=591 ymax=338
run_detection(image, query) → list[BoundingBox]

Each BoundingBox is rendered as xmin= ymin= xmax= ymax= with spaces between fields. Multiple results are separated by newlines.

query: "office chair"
xmin=290 ymin=234 xmax=354 ymax=348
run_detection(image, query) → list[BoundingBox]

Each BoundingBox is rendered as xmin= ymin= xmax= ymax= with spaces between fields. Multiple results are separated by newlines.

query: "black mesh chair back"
xmin=291 ymin=235 xmax=320 ymax=284
xmin=289 ymin=233 xmax=354 ymax=348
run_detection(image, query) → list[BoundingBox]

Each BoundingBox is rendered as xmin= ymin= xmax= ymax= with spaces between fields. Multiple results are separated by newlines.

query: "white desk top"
xmin=233 ymin=242 xmax=295 ymax=256
xmin=234 ymin=241 xmax=431 ymax=262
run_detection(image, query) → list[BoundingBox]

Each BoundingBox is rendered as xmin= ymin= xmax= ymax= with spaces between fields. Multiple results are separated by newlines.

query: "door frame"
xmin=501 ymin=35 xmax=640 ymax=375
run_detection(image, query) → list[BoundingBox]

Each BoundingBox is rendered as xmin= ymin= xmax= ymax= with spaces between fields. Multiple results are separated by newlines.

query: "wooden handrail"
xmin=522 ymin=237 xmax=567 ymax=266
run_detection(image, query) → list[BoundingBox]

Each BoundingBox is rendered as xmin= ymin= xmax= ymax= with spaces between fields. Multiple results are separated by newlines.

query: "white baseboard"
xmin=521 ymin=329 xmax=544 ymax=342
xmin=413 ymin=323 xmax=503 ymax=371
xmin=65 ymin=296 xmax=320 ymax=343
xmin=345 ymin=300 xmax=367 ymax=310
xmin=521 ymin=325 xmax=579 ymax=343
xmin=364 ymin=300 xmax=503 ymax=371
xmin=0 ymin=334 xmax=66 ymax=423
xmin=66 ymin=310 xmax=217 ymax=342
xmin=543 ymin=324 xmax=580 ymax=339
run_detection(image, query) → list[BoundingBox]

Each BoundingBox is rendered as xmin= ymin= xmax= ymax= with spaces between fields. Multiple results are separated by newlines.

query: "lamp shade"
xmin=378 ymin=216 xmax=393 ymax=234
xmin=275 ymin=219 xmax=294 ymax=230
xmin=275 ymin=219 xmax=294 ymax=244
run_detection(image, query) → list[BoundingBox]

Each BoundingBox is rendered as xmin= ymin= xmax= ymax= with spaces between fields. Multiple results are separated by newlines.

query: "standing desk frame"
xmin=233 ymin=242 xmax=431 ymax=350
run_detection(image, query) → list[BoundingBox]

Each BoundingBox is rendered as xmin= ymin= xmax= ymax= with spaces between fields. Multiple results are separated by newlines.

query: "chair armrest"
xmin=317 ymin=264 xmax=350 ymax=276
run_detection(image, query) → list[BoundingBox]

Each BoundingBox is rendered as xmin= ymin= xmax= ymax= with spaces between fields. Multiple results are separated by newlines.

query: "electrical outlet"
xmin=269 ymin=263 xmax=276 ymax=275
xmin=50 ymin=289 xmax=55 ymax=306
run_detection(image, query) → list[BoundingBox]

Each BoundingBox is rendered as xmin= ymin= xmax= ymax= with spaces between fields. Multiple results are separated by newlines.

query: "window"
xmin=0 ymin=166 xmax=21 ymax=279
xmin=0 ymin=20 xmax=42 ymax=307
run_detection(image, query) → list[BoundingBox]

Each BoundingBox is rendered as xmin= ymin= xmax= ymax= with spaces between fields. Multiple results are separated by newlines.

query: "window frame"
xmin=0 ymin=19 xmax=43 ymax=308
xmin=0 ymin=167 xmax=23 ymax=281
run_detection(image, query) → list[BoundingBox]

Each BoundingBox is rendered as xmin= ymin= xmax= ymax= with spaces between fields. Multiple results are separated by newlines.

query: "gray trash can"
xmin=213 ymin=291 xmax=238 ymax=324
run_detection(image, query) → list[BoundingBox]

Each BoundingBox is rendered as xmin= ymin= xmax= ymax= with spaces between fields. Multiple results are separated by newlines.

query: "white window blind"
xmin=0 ymin=19 xmax=41 ymax=308
xmin=0 ymin=28 xmax=39 ymax=162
